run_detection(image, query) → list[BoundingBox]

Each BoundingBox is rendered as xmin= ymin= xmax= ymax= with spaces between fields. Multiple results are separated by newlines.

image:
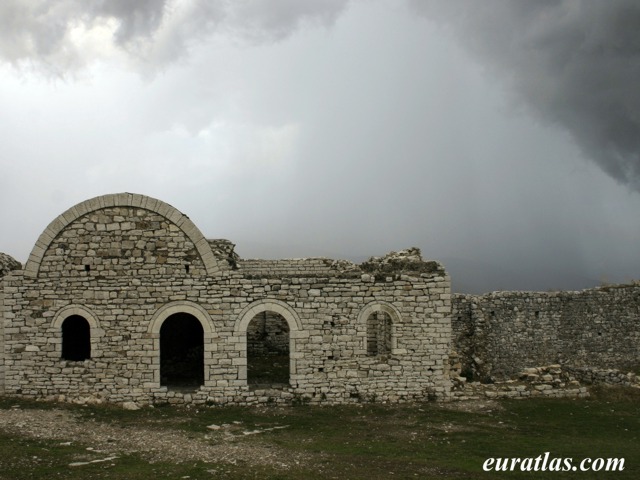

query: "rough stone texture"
xmin=451 ymin=365 xmax=590 ymax=400
xmin=0 ymin=252 xmax=21 ymax=393
xmin=0 ymin=253 xmax=21 ymax=278
xmin=452 ymin=285 xmax=640 ymax=381
xmin=1 ymin=193 xmax=452 ymax=405
xmin=565 ymin=366 xmax=640 ymax=388
xmin=3 ymin=192 xmax=639 ymax=407
xmin=247 ymin=311 xmax=289 ymax=355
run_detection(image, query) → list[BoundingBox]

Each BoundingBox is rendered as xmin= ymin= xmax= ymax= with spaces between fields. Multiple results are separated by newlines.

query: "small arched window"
xmin=61 ymin=315 xmax=91 ymax=361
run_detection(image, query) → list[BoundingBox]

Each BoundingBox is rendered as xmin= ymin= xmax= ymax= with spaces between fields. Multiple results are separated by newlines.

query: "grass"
xmin=247 ymin=353 xmax=290 ymax=386
xmin=1 ymin=386 xmax=639 ymax=479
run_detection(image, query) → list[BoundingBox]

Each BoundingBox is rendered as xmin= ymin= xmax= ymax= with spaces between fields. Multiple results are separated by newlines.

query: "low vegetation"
xmin=0 ymin=386 xmax=638 ymax=479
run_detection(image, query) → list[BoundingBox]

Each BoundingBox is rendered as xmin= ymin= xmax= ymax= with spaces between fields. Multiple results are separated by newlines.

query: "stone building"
xmin=0 ymin=193 xmax=452 ymax=405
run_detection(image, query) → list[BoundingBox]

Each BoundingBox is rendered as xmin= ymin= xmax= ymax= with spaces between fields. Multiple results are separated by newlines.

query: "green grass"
xmin=247 ymin=353 xmax=290 ymax=386
xmin=1 ymin=387 xmax=639 ymax=479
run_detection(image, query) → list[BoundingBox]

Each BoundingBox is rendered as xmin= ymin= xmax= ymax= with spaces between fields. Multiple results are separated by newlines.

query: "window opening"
xmin=61 ymin=315 xmax=91 ymax=361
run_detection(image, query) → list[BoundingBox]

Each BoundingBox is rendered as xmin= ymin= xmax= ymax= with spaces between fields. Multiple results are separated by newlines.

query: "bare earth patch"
xmin=438 ymin=399 xmax=504 ymax=413
xmin=0 ymin=407 xmax=309 ymax=470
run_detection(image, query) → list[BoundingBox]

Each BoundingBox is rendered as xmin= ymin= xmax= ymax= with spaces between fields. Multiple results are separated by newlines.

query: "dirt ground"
xmin=0 ymin=405 xmax=309 ymax=470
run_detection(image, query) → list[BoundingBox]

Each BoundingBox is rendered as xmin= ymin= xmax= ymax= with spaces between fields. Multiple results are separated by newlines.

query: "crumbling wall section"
xmin=0 ymin=277 xmax=4 ymax=394
xmin=0 ymin=254 xmax=22 ymax=395
xmin=452 ymin=285 xmax=640 ymax=380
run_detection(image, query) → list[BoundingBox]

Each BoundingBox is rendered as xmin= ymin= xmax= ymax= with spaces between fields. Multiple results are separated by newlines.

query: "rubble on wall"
xmin=360 ymin=247 xmax=444 ymax=278
xmin=207 ymin=239 xmax=239 ymax=269
xmin=451 ymin=365 xmax=589 ymax=400
xmin=565 ymin=367 xmax=640 ymax=389
xmin=0 ymin=252 xmax=21 ymax=278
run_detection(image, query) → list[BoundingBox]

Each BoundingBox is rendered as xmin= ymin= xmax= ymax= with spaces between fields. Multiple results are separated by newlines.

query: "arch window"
xmin=61 ymin=315 xmax=91 ymax=361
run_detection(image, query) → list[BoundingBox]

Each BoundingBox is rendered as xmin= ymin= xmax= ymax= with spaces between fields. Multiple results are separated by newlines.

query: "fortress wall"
xmin=452 ymin=285 xmax=640 ymax=380
xmin=0 ymin=277 xmax=4 ymax=394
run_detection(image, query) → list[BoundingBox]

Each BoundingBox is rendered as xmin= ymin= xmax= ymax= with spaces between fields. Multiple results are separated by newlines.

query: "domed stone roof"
xmin=0 ymin=252 xmax=21 ymax=278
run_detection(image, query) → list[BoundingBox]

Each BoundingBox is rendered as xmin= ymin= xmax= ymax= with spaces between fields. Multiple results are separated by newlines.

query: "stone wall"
xmin=2 ymin=193 xmax=452 ymax=406
xmin=246 ymin=311 xmax=290 ymax=355
xmin=6 ymin=192 xmax=638 ymax=407
xmin=451 ymin=365 xmax=589 ymax=400
xmin=0 ymin=253 xmax=21 ymax=278
xmin=565 ymin=366 xmax=640 ymax=388
xmin=0 ymin=277 xmax=4 ymax=394
xmin=0 ymin=253 xmax=21 ymax=395
xmin=452 ymin=285 xmax=640 ymax=381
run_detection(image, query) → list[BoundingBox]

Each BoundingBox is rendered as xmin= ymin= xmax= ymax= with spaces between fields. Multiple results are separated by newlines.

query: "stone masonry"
xmin=2 ymin=193 xmax=639 ymax=407
xmin=0 ymin=193 xmax=452 ymax=406
xmin=452 ymin=286 xmax=640 ymax=381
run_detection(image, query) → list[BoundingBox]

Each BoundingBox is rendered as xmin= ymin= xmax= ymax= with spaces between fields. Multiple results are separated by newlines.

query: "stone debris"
xmin=241 ymin=425 xmax=289 ymax=436
xmin=565 ymin=367 xmax=640 ymax=389
xmin=0 ymin=252 xmax=21 ymax=278
xmin=69 ymin=456 xmax=118 ymax=467
xmin=451 ymin=365 xmax=589 ymax=400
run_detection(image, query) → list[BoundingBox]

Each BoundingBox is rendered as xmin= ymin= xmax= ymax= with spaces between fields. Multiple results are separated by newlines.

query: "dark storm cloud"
xmin=410 ymin=0 xmax=640 ymax=191
xmin=0 ymin=0 xmax=349 ymax=72
xmin=96 ymin=0 xmax=168 ymax=44
xmin=0 ymin=0 xmax=167 ymax=66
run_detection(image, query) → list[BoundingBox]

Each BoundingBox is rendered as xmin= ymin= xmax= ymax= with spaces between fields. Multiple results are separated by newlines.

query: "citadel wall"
xmin=452 ymin=285 xmax=640 ymax=381
xmin=0 ymin=253 xmax=22 ymax=395
xmin=0 ymin=278 xmax=4 ymax=394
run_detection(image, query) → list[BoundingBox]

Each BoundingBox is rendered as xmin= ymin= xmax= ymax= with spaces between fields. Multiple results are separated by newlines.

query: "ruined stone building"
xmin=1 ymin=193 xmax=639 ymax=406
xmin=0 ymin=193 xmax=452 ymax=405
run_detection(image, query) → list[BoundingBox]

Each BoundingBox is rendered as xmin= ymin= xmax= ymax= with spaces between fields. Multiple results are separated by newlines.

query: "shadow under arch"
xmin=148 ymin=301 xmax=217 ymax=389
xmin=51 ymin=305 xmax=104 ymax=360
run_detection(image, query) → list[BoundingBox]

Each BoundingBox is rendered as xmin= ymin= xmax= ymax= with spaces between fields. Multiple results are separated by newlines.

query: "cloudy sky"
xmin=1 ymin=0 xmax=639 ymax=293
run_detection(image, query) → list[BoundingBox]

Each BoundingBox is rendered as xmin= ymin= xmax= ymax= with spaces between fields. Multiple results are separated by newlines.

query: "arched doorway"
xmin=61 ymin=315 xmax=91 ymax=361
xmin=160 ymin=313 xmax=204 ymax=389
xmin=247 ymin=311 xmax=290 ymax=387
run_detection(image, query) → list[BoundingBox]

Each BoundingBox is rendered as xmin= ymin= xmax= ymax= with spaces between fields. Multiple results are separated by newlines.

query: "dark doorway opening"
xmin=61 ymin=315 xmax=91 ymax=361
xmin=247 ymin=312 xmax=290 ymax=388
xmin=160 ymin=313 xmax=204 ymax=389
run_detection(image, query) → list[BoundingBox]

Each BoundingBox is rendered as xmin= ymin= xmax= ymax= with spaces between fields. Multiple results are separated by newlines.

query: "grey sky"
xmin=1 ymin=0 xmax=639 ymax=293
